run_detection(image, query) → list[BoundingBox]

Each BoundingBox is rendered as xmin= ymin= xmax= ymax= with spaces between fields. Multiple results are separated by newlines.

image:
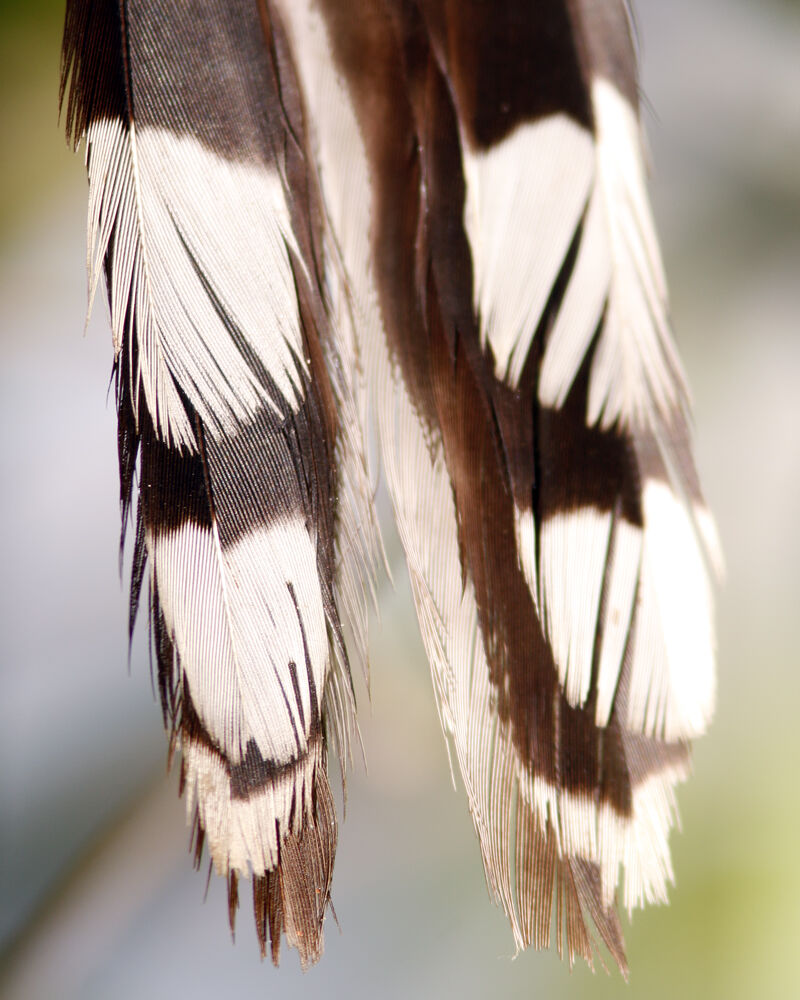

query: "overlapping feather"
xmin=64 ymin=0 xmax=718 ymax=974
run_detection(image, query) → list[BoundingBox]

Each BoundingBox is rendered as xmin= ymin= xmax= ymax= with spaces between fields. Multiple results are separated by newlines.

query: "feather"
xmin=282 ymin=0 xmax=719 ymax=972
xmin=62 ymin=0 xmax=376 ymax=968
xmin=64 ymin=0 xmax=718 ymax=974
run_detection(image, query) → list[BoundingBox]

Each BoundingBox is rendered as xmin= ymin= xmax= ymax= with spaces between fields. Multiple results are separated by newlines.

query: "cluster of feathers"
xmin=61 ymin=0 xmax=721 ymax=975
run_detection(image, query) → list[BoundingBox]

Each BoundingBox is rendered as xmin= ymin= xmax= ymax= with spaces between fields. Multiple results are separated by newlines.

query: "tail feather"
xmin=284 ymin=0 xmax=718 ymax=971
xmin=63 ymin=0 xmax=378 ymax=967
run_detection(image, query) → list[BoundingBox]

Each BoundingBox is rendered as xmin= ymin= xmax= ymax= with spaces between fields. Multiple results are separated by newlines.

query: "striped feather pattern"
xmin=62 ymin=0 xmax=377 ymax=968
xmin=64 ymin=0 xmax=718 ymax=974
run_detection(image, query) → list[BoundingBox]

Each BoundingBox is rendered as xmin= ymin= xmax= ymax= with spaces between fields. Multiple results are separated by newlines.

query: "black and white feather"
xmin=62 ymin=0 xmax=719 ymax=973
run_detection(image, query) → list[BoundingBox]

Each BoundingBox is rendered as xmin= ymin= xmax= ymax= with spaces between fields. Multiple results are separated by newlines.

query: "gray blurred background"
xmin=1 ymin=1 xmax=799 ymax=996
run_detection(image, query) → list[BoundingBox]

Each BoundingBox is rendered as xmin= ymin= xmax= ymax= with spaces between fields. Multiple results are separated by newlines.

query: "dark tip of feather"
xmin=203 ymin=859 xmax=213 ymax=902
xmin=178 ymin=695 xmax=337 ymax=969
xmin=328 ymin=894 xmax=341 ymax=934
xmin=254 ymin=773 xmax=338 ymax=969
xmin=191 ymin=814 xmax=205 ymax=871
xmin=228 ymin=871 xmax=239 ymax=941
xmin=255 ymin=870 xmax=283 ymax=967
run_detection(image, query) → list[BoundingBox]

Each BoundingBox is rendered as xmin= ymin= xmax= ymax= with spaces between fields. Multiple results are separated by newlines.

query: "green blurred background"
xmin=2 ymin=1 xmax=799 ymax=997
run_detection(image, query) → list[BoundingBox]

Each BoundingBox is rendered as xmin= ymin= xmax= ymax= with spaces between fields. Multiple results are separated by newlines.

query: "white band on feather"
xmin=539 ymin=507 xmax=613 ymax=707
xmin=627 ymin=480 xmax=716 ymax=740
xmin=87 ymin=121 xmax=305 ymax=449
xmin=151 ymin=514 xmax=328 ymax=764
xmin=461 ymin=117 xmax=594 ymax=387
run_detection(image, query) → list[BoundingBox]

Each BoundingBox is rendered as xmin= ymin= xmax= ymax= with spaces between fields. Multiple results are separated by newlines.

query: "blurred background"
xmin=1 ymin=0 xmax=799 ymax=997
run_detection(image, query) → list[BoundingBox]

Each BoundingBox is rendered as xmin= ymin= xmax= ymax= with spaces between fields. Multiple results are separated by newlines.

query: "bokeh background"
xmin=2 ymin=1 xmax=799 ymax=997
